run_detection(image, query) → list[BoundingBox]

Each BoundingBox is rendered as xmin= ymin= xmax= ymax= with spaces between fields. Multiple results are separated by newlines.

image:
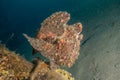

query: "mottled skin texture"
xmin=23 ymin=11 xmax=83 ymax=68
xmin=36 ymin=11 xmax=70 ymax=40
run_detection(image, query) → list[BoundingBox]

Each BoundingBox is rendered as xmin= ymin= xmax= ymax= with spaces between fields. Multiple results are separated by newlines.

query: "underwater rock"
xmin=30 ymin=60 xmax=74 ymax=80
xmin=23 ymin=11 xmax=83 ymax=68
xmin=0 ymin=44 xmax=75 ymax=80
xmin=0 ymin=44 xmax=33 ymax=80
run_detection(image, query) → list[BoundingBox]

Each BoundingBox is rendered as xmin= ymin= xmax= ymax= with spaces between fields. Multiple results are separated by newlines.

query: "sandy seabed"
xmin=69 ymin=3 xmax=120 ymax=80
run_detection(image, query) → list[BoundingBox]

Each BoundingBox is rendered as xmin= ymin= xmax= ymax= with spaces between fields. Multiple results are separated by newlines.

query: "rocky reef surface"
xmin=0 ymin=44 xmax=32 ymax=80
xmin=0 ymin=44 xmax=75 ymax=80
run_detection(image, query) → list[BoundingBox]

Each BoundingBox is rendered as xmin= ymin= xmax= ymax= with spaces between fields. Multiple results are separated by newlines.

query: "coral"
xmin=54 ymin=69 xmax=74 ymax=80
xmin=23 ymin=11 xmax=83 ymax=68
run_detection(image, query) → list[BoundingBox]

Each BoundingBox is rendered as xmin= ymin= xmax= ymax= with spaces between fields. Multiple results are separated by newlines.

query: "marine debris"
xmin=23 ymin=11 xmax=83 ymax=68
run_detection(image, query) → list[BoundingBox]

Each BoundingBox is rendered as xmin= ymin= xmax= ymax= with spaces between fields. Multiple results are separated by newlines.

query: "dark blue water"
xmin=0 ymin=0 xmax=119 ymax=60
